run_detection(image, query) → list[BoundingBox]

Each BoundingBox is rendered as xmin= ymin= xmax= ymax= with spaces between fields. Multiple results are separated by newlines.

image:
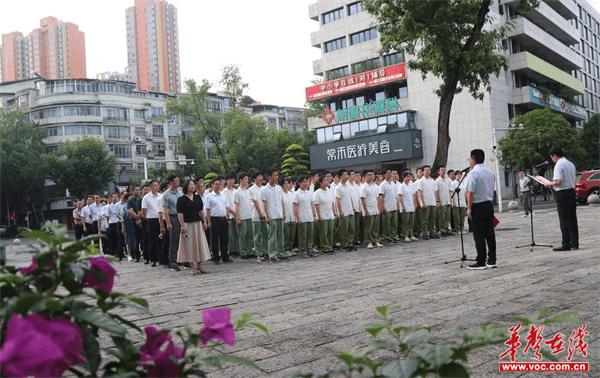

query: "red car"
xmin=576 ymin=170 xmax=600 ymax=203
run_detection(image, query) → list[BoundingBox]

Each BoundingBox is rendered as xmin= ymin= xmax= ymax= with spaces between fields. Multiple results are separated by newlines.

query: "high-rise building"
xmin=573 ymin=0 xmax=600 ymax=119
xmin=126 ymin=0 xmax=181 ymax=93
xmin=0 ymin=17 xmax=86 ymax=82
xmin=305 ymin=0 xmax=594 ymax=201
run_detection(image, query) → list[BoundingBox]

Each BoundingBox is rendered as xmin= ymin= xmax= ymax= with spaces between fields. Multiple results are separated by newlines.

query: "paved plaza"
xmin=5 ymin=205 xmax=599 ymax=377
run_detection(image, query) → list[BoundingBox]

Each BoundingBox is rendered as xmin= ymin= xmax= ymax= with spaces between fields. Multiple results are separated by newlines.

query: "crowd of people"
xmin=71 ymin=165 xmax=472 ymax=274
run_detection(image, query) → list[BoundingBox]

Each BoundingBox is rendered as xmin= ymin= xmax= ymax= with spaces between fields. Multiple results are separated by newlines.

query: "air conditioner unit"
xmin=134 ymin=136 xmax=142 ymax=143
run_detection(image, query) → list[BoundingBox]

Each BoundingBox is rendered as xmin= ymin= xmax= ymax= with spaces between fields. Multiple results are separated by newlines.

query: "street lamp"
xmin=492 ymin=123 xmax=524 ymax=213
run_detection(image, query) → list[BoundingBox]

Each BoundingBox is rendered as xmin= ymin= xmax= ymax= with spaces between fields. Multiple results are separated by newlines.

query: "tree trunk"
xmin=432 ymin=91 xmax=455 ymax=173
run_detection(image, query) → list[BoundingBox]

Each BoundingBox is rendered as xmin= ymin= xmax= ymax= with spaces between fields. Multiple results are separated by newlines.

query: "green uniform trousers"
xmin=353 ymin=212 xmax=362 ymax=244
xmin=238 ymin=219 xmax=253 ymax=256
xmin=228 ymin=219 xmax=240 ymax=254
xmin=337 ymin=214 xmax=355 ymax=248
xmin=382 ymin=210 xmax=398 ymax=241
xmin=284 ymin=222 xmax=296 ymax=251
xmin=419 ymin=206 xmax=437 ymax=237
xmin=436 ymin=205 xmax=451 ymax=233
xmin=252 ymin=221 xmax=268 ymax=256
xmin=414 ymin=207 xmax=422 ymax=235
xmin=362 ymin=214 xmax=380 ymax=245
xmin=400 ymin=211 xmax=415 ymax=238
xmin=297 ymin=222 xmax=313 ymax=255
xmin=317 ymin=219 xmax=334 ymax=252
xmin=452 ymin=207 xmax=467 ymax=232
xmin=267 ymin=218 xmax=284 ymax=258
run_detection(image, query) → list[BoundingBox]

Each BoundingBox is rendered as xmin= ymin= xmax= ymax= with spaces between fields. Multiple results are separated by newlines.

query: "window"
xmin=135 ymin=144 xmax=147 ymax=155
xmin=352 ymin=58 xmax=381 ymax=73
xmin=152 ymin=142 xmax=166 ymax=157
xmin=63 ymin=105 xmax=100 ymax=117
xmin=64 ymin=125 xmax=101 ymax=136
xmin=350 ymin=28 xmax=377 ymax=45
xmin=322 ymin=8 xmax=344 ymax=24
xmin=399 ymin=82 xmax=409 ymax=98
xmin=108 ymin=144 xmax=132 ymax=158
xmin=326 ymin=66 xmax=350 ymax=80
xmin=151 ymin=107 xmax=164 ymax=117
xmin=134 ymin=128 xmax=146 ymax=137
xmin=102 ymin=107 xmax=128 ymax=121
xmin=134 ymin=109 xmax=146 ymax=119
xmin=152 ymin=125 xmax=164 ymax=137
xmin=383 ymin=52 xmax=405 ymax=66
xmin=47 ymin=126 xmax=62 ymax=137
xmin=31 ymin=107 xmax=61 ymax=120
xmin=347 ymin=1 xmax=363 ymax=15
xmin=104 ymin=125 xmax=130 ymax=140
xmin=324 ymin=37 xmax=346 ymax=53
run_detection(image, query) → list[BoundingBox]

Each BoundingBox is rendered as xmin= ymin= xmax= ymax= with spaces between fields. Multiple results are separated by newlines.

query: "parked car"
xmin=575 ymin=169 xmax=600 ymax=203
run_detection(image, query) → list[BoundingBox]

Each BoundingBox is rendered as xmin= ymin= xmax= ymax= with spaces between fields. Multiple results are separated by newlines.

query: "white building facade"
xmin=306 ymin=0 xmax=594 ymax=200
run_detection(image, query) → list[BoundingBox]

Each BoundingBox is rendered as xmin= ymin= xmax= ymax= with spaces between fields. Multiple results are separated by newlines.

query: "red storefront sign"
xmin=305 ymin=63 xmax=407 ymax=102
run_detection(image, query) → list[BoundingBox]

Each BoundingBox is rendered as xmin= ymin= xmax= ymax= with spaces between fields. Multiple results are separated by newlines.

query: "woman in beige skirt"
xmin=177 ymin=180 xmax=211 ymax=274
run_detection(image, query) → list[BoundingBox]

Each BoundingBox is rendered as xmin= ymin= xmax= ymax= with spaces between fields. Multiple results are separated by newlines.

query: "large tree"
xmin=364 ymin=0 xmax=536 ymax=170
xmin=579 ymin=114 xmax=599 ymax=170
xmin=221 ymin=108 xmax=268 ymax=173
xmin=220 ymin=64 xmax=249 ymax=108
xmin=498 ymin=109 xmax=584 ymax=169
xmin=46 ymin=137 xmax=116 ymax=198
xmin=0 ymin=110 xmax=47 ymax=225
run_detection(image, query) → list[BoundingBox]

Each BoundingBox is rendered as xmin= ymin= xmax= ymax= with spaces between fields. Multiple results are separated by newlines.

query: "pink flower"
xmin=0 ymin=313 xmax=84 ymax=377
xmin=82 ymin=257 xmax=117 ymax=293
xmin=199 ymin=308 xmax=235 ymax=346
xmin=18 ymin=258 xmax=38 ymax=275
xmin=140 ymin=326 xmax=184 ymax=378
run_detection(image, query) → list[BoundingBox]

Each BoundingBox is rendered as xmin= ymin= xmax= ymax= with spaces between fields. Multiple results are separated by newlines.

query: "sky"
xmin=0 ymin=0 xmax=320 ymax=107
xmin=1 ymin=0 xmax=599 ymax=108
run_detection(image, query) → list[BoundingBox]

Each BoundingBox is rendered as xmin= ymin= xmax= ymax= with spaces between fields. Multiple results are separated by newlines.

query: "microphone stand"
xmin=516 ymin=182 xmax=552 ymax=251
xmin=444 ymin=170 xmax=476 ymax=267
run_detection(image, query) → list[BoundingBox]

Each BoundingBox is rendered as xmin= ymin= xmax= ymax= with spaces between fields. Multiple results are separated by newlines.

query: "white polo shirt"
xmin=399 ymin=182 xmax=416 ymax=212
xmin=141 ymin=192 xmax=163 ymax=219
xmin=222 ymin=187 xmax=236 ymax=219
xmin=417 ymin=177 xmax=438 ymax=207
xmin=261 ymin=184 xmax=284 ymax=220
xmin=293 ymin=189 xmax=314 ymax=223
xmin=450 ymin=178 xmax=468 ymax=208
xmin=234 ymin=187 xmax=253 ymax=221
xmin=552 ymin=157 xmax=576 ymax=191
xmin=360 ymin=183 xmax=379 ymax=216
xmin=313 ymin=188 xmax=335 ymax=220
xmin=436 ymin=176 xmax=451 ymax=206
xmin=350 ymin=182 xmax=361 ymax=214
xmin=205 ymin=192 xmax=229 ymax=217
xmin=335 ymin=182 xmax=355 ymax=217
xmin=379 ymin=180 xmax=398 ymax=212
xmin=248 ymin=184 xmax=265 ymax=222
xmin=466 ymin=164 xmax=495 ymax=203
xmin=107 ymin=203 xmax=120 ymax=224
xmin=82 ymin=205 xmax=94 ymax=224
xmin=282 ymin=191 xmax=295 ymax=223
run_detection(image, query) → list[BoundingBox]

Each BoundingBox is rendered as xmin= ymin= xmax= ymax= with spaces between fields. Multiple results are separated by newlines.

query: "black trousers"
xmin=117 ymin=223 xmax=125 ymax=259
xmin=146 ymin=218 xmax=162 ymax=264
xmin=84 ymin=222 xmax=97 ymax=237
xmin=134 ymin=222 xmax=143 ymax=261
xmin=74 ymin=224 xmax=84 ymax=240
xmin=210 ymin=217 xmax=229 ymax=262
xmin=471 ymin=201 xmax=496 ymax=265
xmin=108 ymin=223 xmax=119 ymax=255
xmin=554 ymin=189 xmax=578 ymax=248
xmin=141 ymin=219 xmax=149 ymax=262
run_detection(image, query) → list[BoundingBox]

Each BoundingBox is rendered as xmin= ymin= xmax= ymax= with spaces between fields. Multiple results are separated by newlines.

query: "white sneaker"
xmin=367 ymin=243 xmax=374 ymax=249
xmin=127 ymin=255 xmax=133 ymax=262
xmin=376 ymin=242 xmax=384 ymax=248
xmin=410 ymin=236 xmax=418 ymax=241
xmin=404 ymin=237 xmax=411 ymax=242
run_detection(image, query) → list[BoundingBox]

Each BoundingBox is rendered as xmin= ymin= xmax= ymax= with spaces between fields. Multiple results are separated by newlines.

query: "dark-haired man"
xmin=223 ymin=175 xmax=239 ymax=257
xmin=249 ymin=173 xmax=267 ymax=261
xmin=162 ymin=175 xmax=182 ymax=271
xmin=235 ymin=173 xmax=254 ymax=259
xmin=126 ymin=185 xmax=142 ymax=262
xmin=206 ymin=178 xmax=232 ymax=264
xmin=336 ymin=169 xmax=356 ymax=251
xmin=544 ymin=147 xmax=578 ymax=251
xmin=141 ymin=180 xmax=164 ymax=267
xmin=416 ymin=166 xmax=438 ymax=240
xmin=262 ymin=169 xmax=286 ymax=261
xmin=465 ymin=149 xmax=496 ymax=269
xmin=518 ymin=169 xmax=532 ymax=217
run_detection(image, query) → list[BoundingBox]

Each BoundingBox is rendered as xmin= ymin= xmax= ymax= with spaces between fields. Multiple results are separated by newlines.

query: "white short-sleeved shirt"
xmin=450 ymin=178 xmax=468 ymax=207
xmin=552 ymin=157 xmax=576 ymax=191
xmin=416 ymin=177 xmax=438 ymax=207
xmin=282 ymin=191 xmax=295 ymax=223
xmin=436 ymin=177 xmax=451 ymax=206
xmin=261 ymin=184 xmax=284 ymax=220
xmin=141 ymin=192 xmax=163 ymax=219
xmin=107 ymin=203 xmax=120 ymax=224
xmin=222 ymin=187 xmax=236 ymax=219
xmin=360 ymin=183 xmax=379 ymax=216
xmin=350 ymin=183 xmax=361 ymax=214
xmin=379 ymin=180 xmax=398 ymax=212
xmin=465 ymin=164 xmax=495 ymax=203
xmin=205 ymin=192 xmax=229 ymax=217
xmin=399 ymin=182 xmax=416 ymax=212
xmin=293 ymin=189 xmax=314 ymax=223
xmin=234 ymin=187 xmax=252 ymax=220
xmin=335 ymin=182 xmax=355 ymax=217
xmin=82 ymin=205 xmax=93 ymax=224
xmin=248 ymin=184 xmax=265 ymax=221
xmin=313 ymin=188 xmax=335 ymax=220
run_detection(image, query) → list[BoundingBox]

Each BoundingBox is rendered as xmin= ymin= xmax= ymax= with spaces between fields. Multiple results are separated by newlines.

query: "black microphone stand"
xmin=444 ymin=170 xmax=476 ymax=267
xmin=515 ymin=181 xmax=552 ymax=251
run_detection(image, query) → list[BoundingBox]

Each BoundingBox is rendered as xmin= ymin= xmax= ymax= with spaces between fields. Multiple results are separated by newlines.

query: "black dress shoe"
xmin=553 ymin=246 xmax=571 ymax=251
xmin=212 ymin=260 xmax=220 ymax=265
xmin=222 ymin=259 xmax=234 ymax=264
xmin=572 ymin=244 xmax=579 ymax=250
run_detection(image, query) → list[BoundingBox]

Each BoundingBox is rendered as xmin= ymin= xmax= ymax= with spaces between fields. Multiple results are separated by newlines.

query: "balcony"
xmin=509 ymin=52 xmax=585 ymax=94
xmin=545 ymin=0 xmax=578 ymax=19
xmin=508 ymin=17 xmax=582 ymax=71
xmin=310 ymin=30 xmax=321 ymax=48
xmin=313 ymin=59 xmax=323 ymax=76
xmin=518 ymin=1 xmax=579 ymax=45
xmin=308 ymin=2 xmax=319 ymax=21
xmin=512 ymin=85 xmax=586 ymax=120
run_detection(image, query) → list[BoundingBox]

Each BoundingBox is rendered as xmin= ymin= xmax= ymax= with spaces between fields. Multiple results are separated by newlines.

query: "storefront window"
xmin=342 ymin=123 xmax=351 ymax=140
xmin=317 ymin=128 xmax=326 ymax=143
xmin=398 ymin=112 xmax=408 ymax=128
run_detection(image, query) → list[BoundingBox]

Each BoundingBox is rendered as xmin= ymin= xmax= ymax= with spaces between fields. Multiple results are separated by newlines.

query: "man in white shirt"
xmin=336 ymin=169 xmax=357 ymax=252
xmin=360 ymin=169 xmax=382 ymax=249
xmin=544 ymin=147 xmax=579 ymax=251
xmin=398 ymin=172 xmax=418 ymax=242
xmin=313 ymin=176 xmax=336 ymax=254
xmin=206 ymin=177 xmax=232 ymax=264
xmin=234 ymin=173 xmax=255 ymax=260
xmin=249 ymin=173 xmax=267 ymax=261
xmin=107 ymin=194 xmax=120 ymax=256
xmin=293 ymin=176 xmax=316 ymax=257
xmin=518 ymin=169 xmax=532 ymax=217
xmin=450 ymin=171 xmax=468 ymax=233
xmin=261 ymin=170 xmax=286 ymax=261
xmin=282 ymin=178 xmax=296 ymax=256
xmin=413 ymin=167 xmax=424 ymax=238
xmin=223 ymin=175 xmax=239 ymax=257
xmin=81 ymin=196 xmax=95 ymax=236
xmin=141 ymin=180 xmax=164 ymax=267
xmin=349 ymin=170 xmax=362 ymax=246
xmin=379 ymin=168 xmax=399 ymax=244
xmin=416 ymin=165 xmax=439 ymax=240
xmin=435 ymin=166 xmax=452 ymax=236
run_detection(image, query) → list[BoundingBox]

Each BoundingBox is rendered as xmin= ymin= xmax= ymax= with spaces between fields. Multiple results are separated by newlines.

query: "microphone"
xmin=535 ymin=161 xmax=549 ymax=169
xmin=459 ymin=167 xmax=470 ymax=173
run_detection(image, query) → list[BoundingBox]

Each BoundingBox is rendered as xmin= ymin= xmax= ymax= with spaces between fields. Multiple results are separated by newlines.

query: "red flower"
xmin=140 ymin=326 xmax=184 ymax=378
xmin=199 ymin=308 xmax=235 ymax=346
xmin=82 ymin=257 xmax=117 ymax=293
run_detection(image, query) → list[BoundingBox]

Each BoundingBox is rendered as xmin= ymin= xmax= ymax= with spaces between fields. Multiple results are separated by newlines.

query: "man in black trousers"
xmin=206 ymin=178 xmax=233 ymax=264
xmin=544 ymin=147 xmax=579 ymax=251
xmin=465 ymin=149 xmax=497 ymax=270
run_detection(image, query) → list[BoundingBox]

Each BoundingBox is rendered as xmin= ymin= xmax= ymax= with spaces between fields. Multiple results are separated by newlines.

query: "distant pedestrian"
xmin=314 ymin=175 xmax=336 ymax=254
xmin=518 ymin=169 xmax=532 ymax=216
xmin=262 ymin=170 xmax=286 ymax=261
xmin=234 ymin=173 xmax=254 ymax=260
xmin=72 ymin=201 xmax=84 ymax=240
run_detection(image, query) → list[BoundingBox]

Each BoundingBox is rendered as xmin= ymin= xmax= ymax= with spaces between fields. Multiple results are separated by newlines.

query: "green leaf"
xmin=376 ymin=305 xmax=389 ymax=317
xmin=249 ymin=321 xmax=269 ymax=334
xmin=71 ymin=307 xmax=126 ymax=336
xmin=365 ymin=325 xmax=385 ymax=337
xmin=81 ymin=325 xmax=101 ymax=374
xmin=14 ymin=293 xmax=45 ymax=314
xmin=543 ymin=312 xmax=578 ymax=325
xmin=421 ymin=345 xmax=453 ymax=369
xmin=380 ymin=359 xmax=419 ymax=378
xmin=335 ymin=351 xmax=356 ymax=367
xmin=211 ymin=354 xmax=259 ymax=369
xmin=438 ymin=362 xmax=469 ymax=378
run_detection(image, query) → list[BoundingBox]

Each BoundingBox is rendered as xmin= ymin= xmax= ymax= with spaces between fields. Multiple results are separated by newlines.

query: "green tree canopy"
xmin=221 ymin=108 xmax=268 ymax=174
xmin=220 ymin=64 xmax=249 ymax=108
xmin=46 ymin=137 xmax=116 ymax=198
xmin=280 ymin=144 xmax=310 ymax=178
xmin=499 ymin=109 xmax=584 ymax=169
xmin=363 ymin=0 xmax=537 ymax=171
xmin=0 ymin=110 xmax=47 ymax=223
xmin=579 ymin=114 xmax=599 ymax=170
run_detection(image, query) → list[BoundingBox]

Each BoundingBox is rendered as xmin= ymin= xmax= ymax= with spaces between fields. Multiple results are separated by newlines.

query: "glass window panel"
xmin=377 ymin=116 xmax=387 ymax=125
xmin=333 ymin=125 xmax=341 ymax=133
xmin=398 ymin=113 xmax=408 ymax=128
xmin=355 ymin=96 xmax=365 ymax=106
xmin=376 ymin=91 xmax=385 ymax=101
xmin=325 ymin=127 xmax=333 ymax=142
xmin=317 ymin=128 xmax=325 ymax=143
xmin=399 ymin=85 xmax=409 ymax=98
xmin=368 ymin=118 xmax=378 ymax=130
xmin=387 ymin=114 xmax=397 ymax=125
xmin=329 ymin=102 xmax=337 ymax=111
xmin=351 ymin=122 xmax=359 ymax=136
xmin=341 ymin=123 xmax=351 ymax=139
xmin=377 ymin=125 xmax=386 ymax=134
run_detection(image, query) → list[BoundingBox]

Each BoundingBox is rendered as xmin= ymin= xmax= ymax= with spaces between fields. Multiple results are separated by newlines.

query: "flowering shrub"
xmin=0 ymin=226 xmax=266 ymax=377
